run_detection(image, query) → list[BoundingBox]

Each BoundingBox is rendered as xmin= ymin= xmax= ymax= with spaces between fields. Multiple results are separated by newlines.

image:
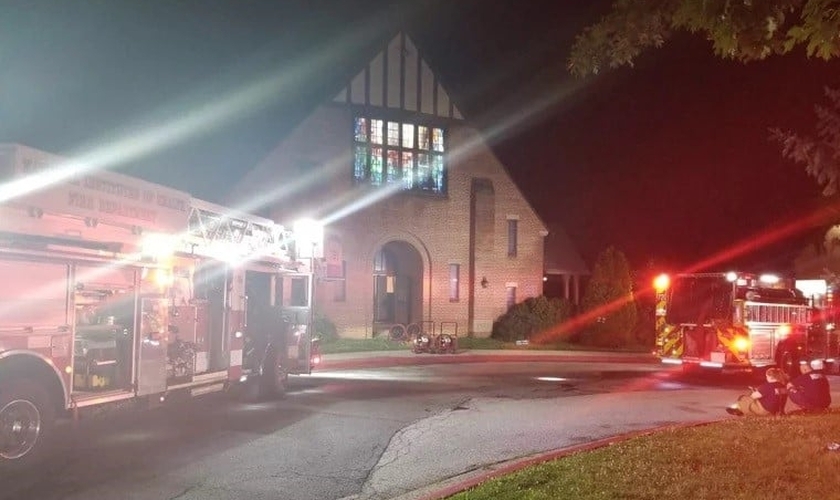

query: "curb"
xmin=318 ymin=353 xmax=657 ymax=371
xmin=390 ymin=419 xmax=725 ymax=500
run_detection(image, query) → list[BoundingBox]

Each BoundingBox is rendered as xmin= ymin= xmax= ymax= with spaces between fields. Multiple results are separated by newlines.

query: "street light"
xmin=293 ymin=218 xmax=324 ymax=259
xmin=293 ymin=218 xmax=324 ymax=373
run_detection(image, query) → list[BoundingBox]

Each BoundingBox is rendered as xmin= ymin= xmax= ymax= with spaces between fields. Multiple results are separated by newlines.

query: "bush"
xmin=491 ymin=295 xmax=573 ymax=343
xmin=314 ymin=313 xmax=339 ymax=342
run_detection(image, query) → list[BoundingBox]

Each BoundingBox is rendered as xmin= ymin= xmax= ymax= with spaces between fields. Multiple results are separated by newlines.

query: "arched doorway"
xmin=373 ymin=241 xmax=423 ymax=327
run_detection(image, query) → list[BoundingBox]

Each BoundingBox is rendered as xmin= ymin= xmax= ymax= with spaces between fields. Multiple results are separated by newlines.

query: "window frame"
xmin=449 ymin=263 xmax=460 ymax=302
xmin=507 ymin=219 xmax=518 ymax=257
xmin=505 ymin=285 xmax=517 ymax=310
xmin=333 ymin=261 xmax=347 ymax=302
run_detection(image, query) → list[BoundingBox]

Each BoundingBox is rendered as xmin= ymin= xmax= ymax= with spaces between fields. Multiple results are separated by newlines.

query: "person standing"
xmin=787 ymin=359 xmax=831 ymax=412
xmin=726 ymin=367 xmax=788 ymax=416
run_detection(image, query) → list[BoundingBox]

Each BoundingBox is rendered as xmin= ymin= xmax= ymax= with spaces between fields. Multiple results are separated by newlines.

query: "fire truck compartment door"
xmin=136 ymin=297 xmax=168 ymax=396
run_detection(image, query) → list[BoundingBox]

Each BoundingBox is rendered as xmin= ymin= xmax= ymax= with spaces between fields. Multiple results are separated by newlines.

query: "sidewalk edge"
xmin=388 ymin=419 xmax=726 ymax=500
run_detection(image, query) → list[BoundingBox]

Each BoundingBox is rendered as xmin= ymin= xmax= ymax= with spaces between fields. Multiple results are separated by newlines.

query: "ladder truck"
xmin=0 ymin=143 xmax=322 ymax=466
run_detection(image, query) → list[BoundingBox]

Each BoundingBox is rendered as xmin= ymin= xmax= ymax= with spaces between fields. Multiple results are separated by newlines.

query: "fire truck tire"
xmin=0 ymin=379 xmax=55 ymax=468
xmin=259 ymin=348 xmax=287 ymax=400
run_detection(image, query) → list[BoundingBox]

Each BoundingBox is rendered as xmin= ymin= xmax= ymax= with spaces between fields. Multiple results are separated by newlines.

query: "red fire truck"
xmin=653 ymin=271 xmax=839 ymax=376
xmin=0 ymin=144 xmax=322 ymax=466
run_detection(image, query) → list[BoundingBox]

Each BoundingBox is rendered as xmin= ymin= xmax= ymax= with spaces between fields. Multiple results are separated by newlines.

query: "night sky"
xmin=2 ymin=0 xmax=839 ymax=273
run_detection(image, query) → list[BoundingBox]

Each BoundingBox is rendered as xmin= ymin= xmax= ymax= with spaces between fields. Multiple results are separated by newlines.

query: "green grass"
xmin=456 ymin=337 xmax=557 ymax=350
xmin=318 ymin=338 xmax=411 ymax=354
xmin=455 ymin=337 xmax=509 ymax=350
xmin=449 ymin=410 xmax=840 ymax=500
xmin=319 ymin=336 xmax=652 ymax=354
xmin=456 ymin=336 xmax=651 ymax=353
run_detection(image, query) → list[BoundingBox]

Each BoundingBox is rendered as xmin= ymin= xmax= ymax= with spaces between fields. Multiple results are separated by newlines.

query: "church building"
xmin=230 ymin=32 xmax=584 ymax=338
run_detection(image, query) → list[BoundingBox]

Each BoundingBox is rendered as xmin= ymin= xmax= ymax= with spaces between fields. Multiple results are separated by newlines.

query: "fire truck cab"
xmin=653 ymin=271 xmax=819 ymax=376
xmin=0 ymin=144 xmax=322 ymax=466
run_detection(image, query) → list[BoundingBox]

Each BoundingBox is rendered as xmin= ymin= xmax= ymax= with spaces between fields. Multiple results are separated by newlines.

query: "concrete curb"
xmin=389 ymin=419 xmax=726 ymax=500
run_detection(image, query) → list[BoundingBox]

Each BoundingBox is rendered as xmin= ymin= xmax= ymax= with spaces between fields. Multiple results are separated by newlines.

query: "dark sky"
xmin=2 ymin=0 xmax=839 ymax=273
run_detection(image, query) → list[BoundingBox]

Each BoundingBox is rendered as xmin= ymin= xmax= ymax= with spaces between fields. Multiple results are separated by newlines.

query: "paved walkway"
xmin=321 ymin=350 xmax=837 ymax=500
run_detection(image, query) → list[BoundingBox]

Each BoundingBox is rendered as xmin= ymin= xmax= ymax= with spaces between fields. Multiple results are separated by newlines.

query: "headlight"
xmin=733 ymin=336 xmax=750 ymax=352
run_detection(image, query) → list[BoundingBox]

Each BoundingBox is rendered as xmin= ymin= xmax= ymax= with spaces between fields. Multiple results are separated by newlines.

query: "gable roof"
xmin=544 ymin=223 xmax=589 ymax=276
xmin=331 ymin=32 xmax=464 ymax=120
xmin=226 ymin=30 xmax=467 ymax=207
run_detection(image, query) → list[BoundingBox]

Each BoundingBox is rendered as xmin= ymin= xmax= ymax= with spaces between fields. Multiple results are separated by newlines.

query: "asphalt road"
xmin=0 ymin=360 xmax=777 ymax=500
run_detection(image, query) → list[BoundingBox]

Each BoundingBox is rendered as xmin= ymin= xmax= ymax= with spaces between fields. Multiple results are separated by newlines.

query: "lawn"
xmin=448 ymin=410 xmax=840 ymax=500
xmin=318 ymin=337 xmax=411 ymax=354
xmin=319 ymin=336 xmax=651 ymax=354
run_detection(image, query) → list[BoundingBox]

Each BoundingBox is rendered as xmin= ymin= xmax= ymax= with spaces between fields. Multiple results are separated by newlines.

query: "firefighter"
xmin=725 ymin=367 xmax=788 ymax=417
xmin=787 ymin=359 xmax=831 ymax=412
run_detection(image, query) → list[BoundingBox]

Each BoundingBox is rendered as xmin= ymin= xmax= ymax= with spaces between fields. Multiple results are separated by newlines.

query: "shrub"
xmin=314 ymin=313 xmax=339 ymax=342
xmin=491 ymin=295 xmax=573 ymax=342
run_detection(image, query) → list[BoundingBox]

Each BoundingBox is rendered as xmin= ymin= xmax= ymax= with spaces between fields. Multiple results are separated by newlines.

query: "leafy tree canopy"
xmin=580 ymin=246 xmax=638 ymax=347
xmin=569 ymin=1 xmax=840 ymax=202
xmin=772 ymin=87 xmax=840 ymax=196
xmin=568 ymin=0 xmax=840 ymax=78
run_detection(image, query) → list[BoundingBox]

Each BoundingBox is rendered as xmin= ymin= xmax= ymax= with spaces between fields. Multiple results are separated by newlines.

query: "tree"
xmin=569 ymin=0 xmax=840 ymax=208
xmin=580 ymin=247 xmax=638 ymax=348
xmin=772 ymin=87 xmax=840 ymax=196
xmin=568 ymin=0 xmax=840 ymax=78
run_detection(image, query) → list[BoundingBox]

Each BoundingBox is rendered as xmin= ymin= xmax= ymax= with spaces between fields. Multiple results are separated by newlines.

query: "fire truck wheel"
xmin=259 ymin=349 xmax=287 ymax=400
xmin=0 ymin=379 xmax=55 ymax=468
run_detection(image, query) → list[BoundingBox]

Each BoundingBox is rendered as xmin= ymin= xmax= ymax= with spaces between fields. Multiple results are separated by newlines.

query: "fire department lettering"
xmin=157 ymin=193 xmax=188 ymax=212
xmin=98 ymin=199 xmax=157 ymax=223
xmin=68 ymin=191 xmax=95 ymax=210
xmin=6 ymin=144 xmax=191 ymax=233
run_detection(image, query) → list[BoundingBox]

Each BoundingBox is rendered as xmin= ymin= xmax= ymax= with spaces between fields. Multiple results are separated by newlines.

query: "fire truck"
xmin=0 ymin=144 xmax=322 ymax=466
xmin=653 ymin=271 xmax=839 ymax=376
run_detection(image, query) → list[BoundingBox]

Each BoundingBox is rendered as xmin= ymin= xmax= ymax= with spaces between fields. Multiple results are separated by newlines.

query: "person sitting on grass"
xmin=726 ymin=367 xmax=788 ymax=417
xmin=787 ymin=359 xmax=831 ymax=413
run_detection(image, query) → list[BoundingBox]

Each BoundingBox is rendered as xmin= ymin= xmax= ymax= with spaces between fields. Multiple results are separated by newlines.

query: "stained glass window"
xmin=354 ymin=117 xmax=446 ymax=195
xmin=432 ymin=128 xmax=444 ymax=152
xmin=371 ymin=119 xmax=384 ymax=145
xmin=354 ymin=145 xmax=368 ymax=180
xmin=418 ymin=126 xmax=429 ymax=150
xmin=432 ymin=155 xmax=444 ymax=192
xmin=401 ymin=124 xmax=414 ymax=149
xmin=386 ymin=150 xmax=400 ymax=183
xmin=417 ymin=153 xmax=432 ymax=190
xmin=402 ymin=151 xmax=414 ymax=189
xmin=370 ymin=147 xmax=383 ymax=186
xmin=354 ymin=118 xmax=368 ymax=143
xmin=387 ymin=122 xmax=399 ymax=146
